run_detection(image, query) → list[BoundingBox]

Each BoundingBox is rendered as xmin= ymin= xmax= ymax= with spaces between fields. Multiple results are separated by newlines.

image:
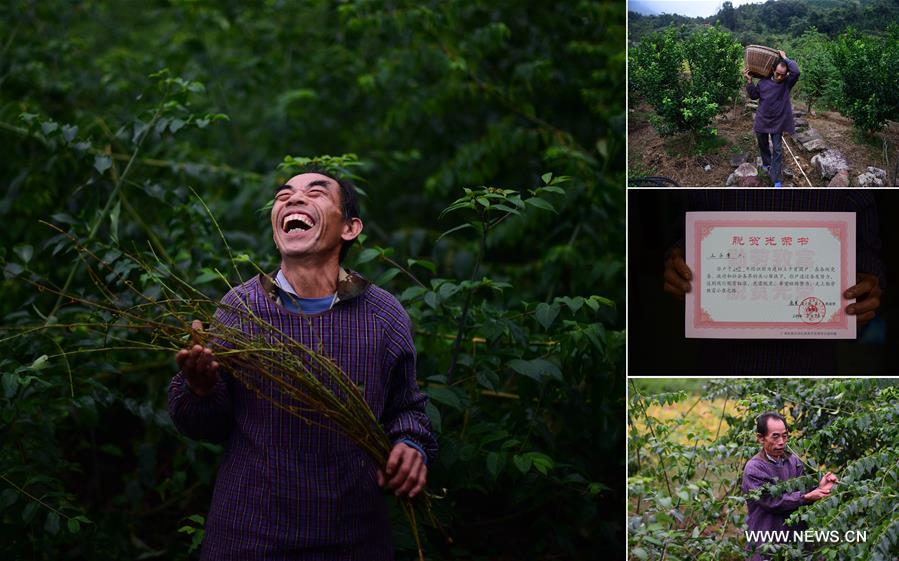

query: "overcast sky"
xmin=629 ymin=0 xmax=768 ymax=18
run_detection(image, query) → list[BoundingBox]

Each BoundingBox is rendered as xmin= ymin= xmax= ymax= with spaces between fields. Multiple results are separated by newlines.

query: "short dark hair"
xmin=771 ymin=59 xmax=788 ymax=76
xmin=282 ymin=166 xmax=361 ymax=263
xmin=756 ymin=411 xmax=788 ymax=436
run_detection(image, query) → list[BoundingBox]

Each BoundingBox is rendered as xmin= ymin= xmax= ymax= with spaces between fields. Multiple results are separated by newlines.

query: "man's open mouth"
xmin=282 ymin=213 xmax=314 ymax=234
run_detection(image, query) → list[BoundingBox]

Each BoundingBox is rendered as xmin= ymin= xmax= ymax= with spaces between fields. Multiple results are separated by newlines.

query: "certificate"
xmin=685 ymin=211 xmax=856 ymax=339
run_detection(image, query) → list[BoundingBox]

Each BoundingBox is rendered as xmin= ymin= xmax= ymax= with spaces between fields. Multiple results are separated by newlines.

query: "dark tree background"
xmin=0 ymin=1 xmax=626 ymax=559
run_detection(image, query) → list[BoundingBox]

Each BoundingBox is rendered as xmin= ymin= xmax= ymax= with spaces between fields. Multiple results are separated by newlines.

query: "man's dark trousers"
xmin=756 ymin=132 xmax=783 ymax=184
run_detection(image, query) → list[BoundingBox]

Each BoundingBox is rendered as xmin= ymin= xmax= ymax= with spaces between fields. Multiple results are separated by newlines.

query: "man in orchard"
xmin=168 ymin=170 xmax=437 ymax=560
xmin=741 ymin=412 xmax=838 ymax=561
xmin=743 ymin=50 xmax=800 ymax=188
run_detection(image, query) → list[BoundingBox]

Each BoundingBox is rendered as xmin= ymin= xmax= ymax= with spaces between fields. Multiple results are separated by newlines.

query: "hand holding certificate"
xmin=684 ymin=212 xmax=857 ymax=339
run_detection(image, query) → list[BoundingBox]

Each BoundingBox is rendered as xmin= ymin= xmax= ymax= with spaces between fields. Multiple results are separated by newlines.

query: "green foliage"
xmin=784 ymin=28 xmax=840 ymax=113
xmin=629 ymin=25 xmax=741 ymax=137
xmin=682 ymin=25 xmax=744 ymax=108
xmin=829 ymin=25 xmax=899 ymax=134
xmin=0 ymin=1 xmax=623 ymax=559
xmin=629 ymin=379 xmax=899 ymax=561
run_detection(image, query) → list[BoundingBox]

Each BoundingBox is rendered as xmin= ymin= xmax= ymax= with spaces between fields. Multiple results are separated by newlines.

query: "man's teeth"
xmin=283 ymin=213 xmax=314 ymax=233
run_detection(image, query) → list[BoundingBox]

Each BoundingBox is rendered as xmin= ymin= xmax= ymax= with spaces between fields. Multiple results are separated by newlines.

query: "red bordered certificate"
xmin=685 ymin=211 xmax=856 ymax=339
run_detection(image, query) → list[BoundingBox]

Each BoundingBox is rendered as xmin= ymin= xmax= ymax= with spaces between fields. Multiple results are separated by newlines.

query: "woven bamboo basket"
xmin=745 ymin=45 xmax=779 ymax=78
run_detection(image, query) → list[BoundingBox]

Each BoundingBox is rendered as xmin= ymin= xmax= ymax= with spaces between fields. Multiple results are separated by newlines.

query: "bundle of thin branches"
xmin=7 ymin=216 xmax=439 ymax=559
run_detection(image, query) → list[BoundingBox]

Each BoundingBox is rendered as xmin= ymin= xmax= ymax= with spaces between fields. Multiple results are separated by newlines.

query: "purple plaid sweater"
xmin=741 ymin=452 xmax=808 ymax=561
xmin=168 ymin=270 xmax=437 ymax=561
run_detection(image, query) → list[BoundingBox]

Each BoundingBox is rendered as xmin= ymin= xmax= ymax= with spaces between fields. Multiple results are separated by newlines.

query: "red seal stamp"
xmin=799 ymin=297 xmax=826 ymax=324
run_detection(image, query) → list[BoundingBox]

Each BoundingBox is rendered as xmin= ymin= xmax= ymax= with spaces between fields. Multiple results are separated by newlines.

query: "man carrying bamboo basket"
xmin=168 ymin=170 xmax=437 ymax=560
xmin=743 ymin=50 xmax=800 ymax=188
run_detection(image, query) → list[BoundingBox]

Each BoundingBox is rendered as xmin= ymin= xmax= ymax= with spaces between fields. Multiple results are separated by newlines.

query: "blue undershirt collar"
xmin=274 ymin=270 xmax=337 ymax=314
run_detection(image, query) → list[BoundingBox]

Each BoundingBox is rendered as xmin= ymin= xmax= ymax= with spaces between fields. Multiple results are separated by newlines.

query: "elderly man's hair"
xmin=280 ymin=166 xmax=361 ymax=262
xmin=771 ymin=59 xmax=788 ymax=76
xmin=756 ymin=411 xmax=788 ymax=436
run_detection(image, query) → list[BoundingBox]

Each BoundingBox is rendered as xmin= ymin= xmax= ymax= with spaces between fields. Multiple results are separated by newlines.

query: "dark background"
xmin=627 ymin=189 xmax=898 ymax=375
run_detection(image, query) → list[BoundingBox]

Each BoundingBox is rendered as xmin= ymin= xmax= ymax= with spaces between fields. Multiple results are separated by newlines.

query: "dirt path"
xmin=628 ymin=97 xmax=899 ymax=187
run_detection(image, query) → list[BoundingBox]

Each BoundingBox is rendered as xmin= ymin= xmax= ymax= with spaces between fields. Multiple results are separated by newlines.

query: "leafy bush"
xmin=629 ymin=25 xmax=742 ymax=137
xmin=829 ymin=25 xmax=899 ymax=133
xmin=629 ymin=379 xmax=899 ymax=561
xmin=788 ymin=28 xmax=840 ymax=114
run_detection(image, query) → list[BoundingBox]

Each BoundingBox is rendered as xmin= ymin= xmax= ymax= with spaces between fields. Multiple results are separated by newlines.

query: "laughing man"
xmin=168 ymin=170 xmax=437 ymax=560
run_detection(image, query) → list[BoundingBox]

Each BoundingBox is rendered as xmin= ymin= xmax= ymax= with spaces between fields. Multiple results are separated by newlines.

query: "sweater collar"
xmin=758 ymin=449 xmax=790 ymax=465
xmin=259 ymin=267 xmax=370 ymax=307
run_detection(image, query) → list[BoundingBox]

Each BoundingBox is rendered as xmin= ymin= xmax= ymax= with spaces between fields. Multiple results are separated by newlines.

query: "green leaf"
xmin=524 ymin=197 xmax=556 ymax=213
xmin=13 ymin=244 xmax=33 ymax=264
xmin=355 ymin=248 xmax=380 ymax=265
xmin=407 ymin=259 xmax=436 ymax=274
xmin=558 ymin=296 xmax=585 ymax=313
xmin=375 ymin=267 xmax=401 ymax=286
xmin=486 ymin=452 xmax=504 ymax=480
xmin=2 ymin=373 xmax=17 ymax=398
xmin=22 ymin=501 xmax=38 ymax=523
xmin=538 ymin=185 xmax=566 ymax=195
xmin=399 ymin=286 xmax=427 ymax=302
xmin=508 ymin=358 xmax=561 ymax=382
xmin=512 ymin=454 xmax=532 ymax=474
xmin=437 ymin=282 xmax=460 ymax=300
xmin=476 ymin=370 xmax=498 ymax=390
xmin=425 ymin=401 xmax=442 ymax=433
xmin=44 ymin=511 xmax=60 ymax=534
xmin=169 ymin=118 xmax=186 ymax=133
xmin=541 ymin=172 xmax=553 ymax=184
xmin=526 ymin=452 xmax=554 ymax=475
xmin=50 ymin=213 xmax=76 ymax=225
xmin=437 ymin=223 xmax=475 ymax=241
xmin=93 ymin=155 xmax=112 ymax=174
xmin=425 ymin=386 xmax=462 ymax=410
xmin=110 ymin=200 xmax=121 ymax=244
xmin=41 ymin=121 xmax=59 ymax=136
xmin=631 ymin=547 xmax=648 ymax=561
xmin=30 ymin=355 xmax=49 ymax=371
xmin=62 ymin=124 xmax=78 ymax=143
xmin=193 ymin=270 xmax=220 ymax=285
xmin=535 ymin=302 xmax=560 ymax=329
xmin=4 ymin=263 xmax=24 ymax=278
xmin=1 ymin=489 xmax=17 ymax=507
xmin=491 ymin=204 xmax=520 ymax=215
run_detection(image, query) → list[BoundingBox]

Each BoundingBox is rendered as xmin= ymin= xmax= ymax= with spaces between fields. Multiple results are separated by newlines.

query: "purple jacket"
xmin=741 ymin=451 xmax=808 ymax=561
xmin=168 ymin=271 xmax=437 ymax=561
xmin=747 ymin=57 xmax=800 ymax=134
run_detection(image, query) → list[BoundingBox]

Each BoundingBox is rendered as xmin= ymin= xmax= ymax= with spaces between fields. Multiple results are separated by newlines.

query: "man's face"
xmin=271 ymin=173 xmax=362 ymax=261
xmin=773 ymin=63 xmax=788 ymax=82
xmin=757 ymin=418 xmax=788 ymax=458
